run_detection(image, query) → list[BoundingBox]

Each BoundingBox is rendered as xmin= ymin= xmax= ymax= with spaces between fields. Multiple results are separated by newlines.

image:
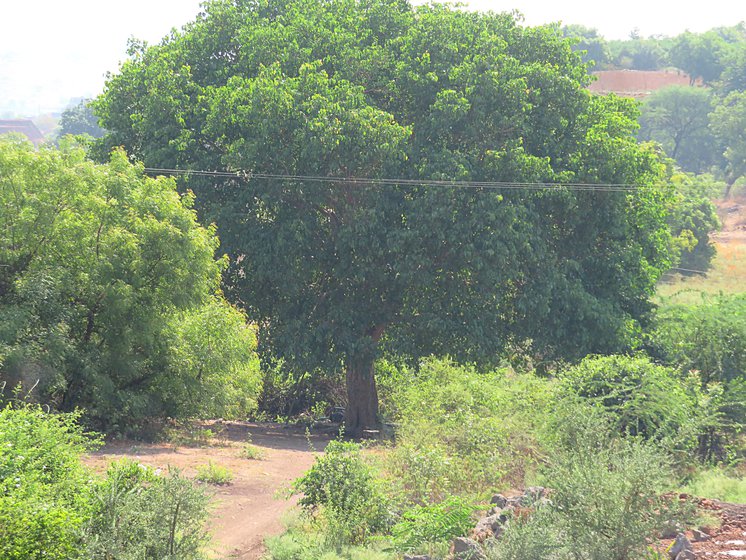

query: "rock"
xmin=474 ymin=514 xmax=503 ymax=537
xmin=506 ymin=497 xmax=523 ymax=508
xmin=521 ymin=486 xmax=546 ymax=506
xmin=674 ymin=551 xmax=696 ymax=560
xmin=691 ymin=529 xmax=710 ymax=542
xmin=490 ymin=494 xmax=508 ymax=508
xmin=404 ymin=555 xmax=431 ymax=560
xmin=669 ymin=533 xmax=694 ymax=560
xmin=660 ymin=522 xmax=683 ymax=539
xmin=452 ymin=537 xmax=486 ymax=560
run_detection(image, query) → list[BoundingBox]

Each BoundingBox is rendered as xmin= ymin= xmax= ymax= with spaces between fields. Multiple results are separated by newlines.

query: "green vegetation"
xmin=195 ymin=461 xmax=233 ymax=485
xmin=0 ymin=137 xmax=262 ymax=430
xmin=3 ymin=2 xmax=745 ymax=557
xmin=95 ymin=0 xmax=676 ymax=436
xmin=684 ymin=468 xmax=746 ymax=503
xmin=292 ymin=440 xmax=391 ymax=545
xmin=0 ymin=402 xmax=210 ymax=560
xmin=492 ymin=426 xmax=678 ymax=560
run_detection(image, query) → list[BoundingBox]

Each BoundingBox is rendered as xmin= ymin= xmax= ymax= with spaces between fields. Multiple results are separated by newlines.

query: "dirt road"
xmin=84 ymin=421 xmax=329 ymax=559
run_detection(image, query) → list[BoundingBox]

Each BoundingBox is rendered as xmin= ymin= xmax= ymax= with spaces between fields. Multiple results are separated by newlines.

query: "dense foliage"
xmin=95 ymin=0 xmax=675 ymax=433
xmin=0 ymin=138 xmax=260 ymax=429
xmin=647 ymin=295 xmax=746 ymax=462
xmin=0 ymin=403 xmax=210 ymax=559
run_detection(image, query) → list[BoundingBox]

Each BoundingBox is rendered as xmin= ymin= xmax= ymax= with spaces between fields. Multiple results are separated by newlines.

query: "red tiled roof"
xmin=0 ymin=119 xmax=45 ymax=146
xmin=588 ymin=70 xmax=700 ymax=99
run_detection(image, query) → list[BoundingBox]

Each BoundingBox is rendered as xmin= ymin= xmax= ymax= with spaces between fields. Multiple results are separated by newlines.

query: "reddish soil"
xmin=588 ymin=69 xmax=699 ymax=98
xmin=84 ymin=421 xmax=330 ymax=560
xmin=659 ymin=498 xmax=746 ymax=558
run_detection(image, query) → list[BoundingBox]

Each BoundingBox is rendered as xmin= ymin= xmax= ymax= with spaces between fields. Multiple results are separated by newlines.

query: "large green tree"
xmin=95 ymin=0 xmax=674 ymax=434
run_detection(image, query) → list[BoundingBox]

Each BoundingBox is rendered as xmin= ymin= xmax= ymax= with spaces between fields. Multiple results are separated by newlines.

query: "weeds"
xmin=195 ymin=461 xmax=233 ymax=485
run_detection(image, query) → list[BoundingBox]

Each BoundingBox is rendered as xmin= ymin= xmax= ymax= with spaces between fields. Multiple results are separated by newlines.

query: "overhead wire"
xmin=143 ymin=167 xmax=650 ymax=192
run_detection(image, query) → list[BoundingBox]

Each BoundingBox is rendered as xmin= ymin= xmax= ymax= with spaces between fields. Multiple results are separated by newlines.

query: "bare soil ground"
xmin=713 ymin=196 xmax=746 ymax=246
xmin=84 ymin=421 xmax=330 ymax=560
xmin=659 ymin=498 xmax=746 ymax=558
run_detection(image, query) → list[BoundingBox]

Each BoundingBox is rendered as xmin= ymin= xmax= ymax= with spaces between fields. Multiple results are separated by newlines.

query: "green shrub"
xmin=560 ymin=355 xmax=698 ymax=448
xmin=391 ymin=496 xmax=476 ymax=552
xmin=85 ymin=460 xmax=210 ymax=559
xmin=0 ymin=402 xmax=98 ymax=560
xmin=647 ymin=296 xmax=746 ymax=461
xmin=386 ymin=358 xmax=553 ymax=502
xmin=649 ymin=294 xmax=746 ymax=385
xmin=546 ymin=439 xmax=676 ymax=560
xmin=292 ymin=440 xmax=391 ymax=545
xmin=195 ymin=461 xmax=233 ymax=485
xmin=160 ymin=299 xmax=262 ymax=420
xmin=0 ymin=139 xmax=260 ymax=430
xmin=492 ymin=418 xmax=681 ymax=560
xmin=241 ymin=442 xmax=265 ymax=460
xmin=487 ymin=509 xmax=564 ymax=560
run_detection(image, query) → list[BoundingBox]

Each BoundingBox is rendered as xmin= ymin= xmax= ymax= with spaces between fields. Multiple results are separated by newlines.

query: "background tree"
xmin=94 ymin=0 xmax=674 ymax=435
xmin=57 ymin=99 xmax=105 ymax=139
xmin=638 ymin=85 xmax=722 ymax=173
xmin=561 ymin=25 xmax=609 ymax=67
xmin=720 ymin=44 xmax=746 ymax=94
xmin=608 ymin=36 xmax=669 ymax=70
xmin=669 ymin=31 xmax=729 ymax=85
xmin=710 ymin=91 xmax=746 ymax=196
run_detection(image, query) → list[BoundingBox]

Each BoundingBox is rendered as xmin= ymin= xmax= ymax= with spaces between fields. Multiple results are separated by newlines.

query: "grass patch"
xmin=684 ymin=468 xmax=746 ymax=503
xmin=657 ymin=242 xmax=746 ymax=304
xmin=195 ymin=461 xmax=233 ymax=485
xmin=241 ymin=442 xmax=265 ymax=460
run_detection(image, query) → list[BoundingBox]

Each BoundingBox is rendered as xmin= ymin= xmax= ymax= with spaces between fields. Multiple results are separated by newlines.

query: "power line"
xmin=143 ymin=167 xmax=648 ymax=192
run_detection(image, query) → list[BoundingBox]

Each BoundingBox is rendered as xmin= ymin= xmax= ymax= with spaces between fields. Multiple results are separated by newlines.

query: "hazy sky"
xmin=2 ymin=0 xmax=744 ymax=116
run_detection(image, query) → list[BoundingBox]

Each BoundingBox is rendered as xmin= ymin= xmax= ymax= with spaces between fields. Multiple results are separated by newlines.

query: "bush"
xmin=385 ymin=358 xmax=553 ymax=502
xmin=160 ymin=299 xmax=262 ymax=420
xmin=545 ymin=438 xmax=676 ymax=560
xmin=195 ymin=461 xmax=233 ymax=485
xmin=0 ymin=402 xmax=98 ymax=560
xmin=292 ymin=440 xmax=391 ymax=545
xmin=649 ymin=294 xmax=746 ymax=385
xmin=647 ymin=296 xmax=746 ymax=461
xmin=492 ymin=416 xmax=681 ymax=560
xmin=0 ymin=138 xmax=260 ymax=430
xmin=391 ymin=496 xmax=476 ymax=552
xmin=667 ymin=173 xmax=721 ymax=272
xmin=0 ymin=402 xmax=211 ymax=560
xmin=85 ymin=460 xmax=211 ymax=559
xmin=560 ymin=355 xmax=699 ymax=449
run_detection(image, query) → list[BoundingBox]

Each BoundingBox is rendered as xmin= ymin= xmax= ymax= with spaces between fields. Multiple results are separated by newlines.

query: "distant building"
xmin=588 ymin=70 xmax=700 ymax=99
xmin=0 ymin=119 xmax=45 ymax=147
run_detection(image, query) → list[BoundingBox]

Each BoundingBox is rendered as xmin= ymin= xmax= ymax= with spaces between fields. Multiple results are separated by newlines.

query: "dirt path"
xmin=84 ymin=421 xmax=330 ymax=560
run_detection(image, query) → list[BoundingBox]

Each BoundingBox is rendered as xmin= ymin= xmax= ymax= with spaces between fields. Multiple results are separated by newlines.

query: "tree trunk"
xmin=344 ymin=354 xmax=379 ymax=438
xmin=724 ymin=176 xmax=736 ymax=199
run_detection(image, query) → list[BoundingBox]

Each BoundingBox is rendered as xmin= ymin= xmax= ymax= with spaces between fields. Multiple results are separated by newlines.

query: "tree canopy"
xmin=94 ymin=0 xmax=674 ymax=434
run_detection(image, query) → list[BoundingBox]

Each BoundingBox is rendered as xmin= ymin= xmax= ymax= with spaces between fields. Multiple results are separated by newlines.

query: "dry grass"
xmin=657 ymin=242 xmax=746 ymax=305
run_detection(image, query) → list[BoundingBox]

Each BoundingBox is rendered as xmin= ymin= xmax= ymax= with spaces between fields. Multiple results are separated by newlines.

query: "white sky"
xmin=1 ymin=0 xmax=744 ymax=116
